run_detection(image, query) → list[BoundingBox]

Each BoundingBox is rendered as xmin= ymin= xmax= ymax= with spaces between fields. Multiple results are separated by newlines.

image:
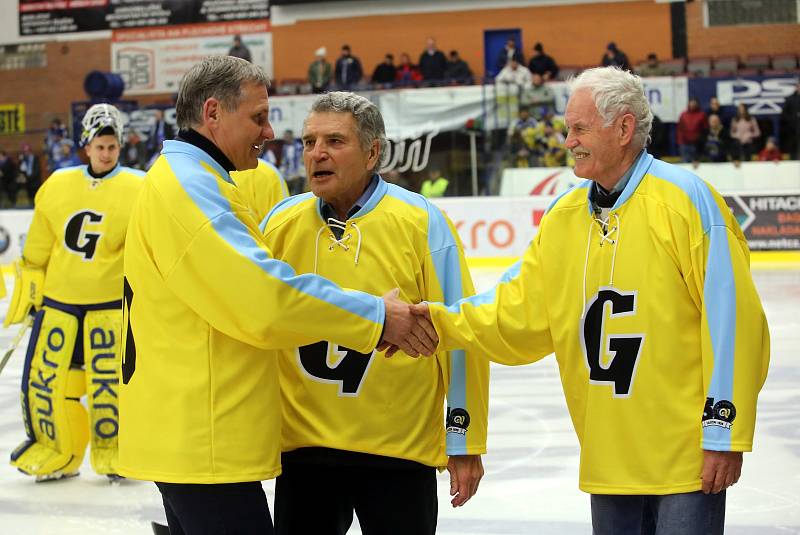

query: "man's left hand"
xmin=447 ymin=455 xmax=484 ymax=507
xmin=701 ymin=450 xmax=743 ymax=494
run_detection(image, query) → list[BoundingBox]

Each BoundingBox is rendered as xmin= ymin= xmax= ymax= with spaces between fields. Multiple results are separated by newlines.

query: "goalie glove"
xmin=4 ymin=259 xmax=44 ymax=327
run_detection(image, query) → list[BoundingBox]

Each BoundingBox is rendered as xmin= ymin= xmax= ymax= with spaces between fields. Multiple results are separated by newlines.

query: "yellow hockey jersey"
xmin=262 ymin=178 xmax=489 ymax=467
xmin=23 ymin=164 xmax=145 ymax=304
xmin=429 ymin=152 xmax=770 ymax=494
xmin=232 ymin=158 xmax=288 ymax=224
xmin=119 ymin=140 xmax=385 ymax=484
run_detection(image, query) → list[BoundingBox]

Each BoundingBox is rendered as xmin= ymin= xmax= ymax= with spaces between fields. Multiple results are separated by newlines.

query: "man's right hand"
xmin=380 ymin=289 xmax=438 ymax=357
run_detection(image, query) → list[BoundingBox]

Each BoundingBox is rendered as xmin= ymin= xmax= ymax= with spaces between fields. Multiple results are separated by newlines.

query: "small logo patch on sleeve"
xmin=702 ymin=397 xmax=737 ymax=429
xmin=446 ymin=407 xmax=470 ymax=435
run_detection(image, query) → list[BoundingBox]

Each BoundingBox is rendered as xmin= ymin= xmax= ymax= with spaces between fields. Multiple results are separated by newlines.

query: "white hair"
xmin=568 ymin=66 xmax=653 ymax=150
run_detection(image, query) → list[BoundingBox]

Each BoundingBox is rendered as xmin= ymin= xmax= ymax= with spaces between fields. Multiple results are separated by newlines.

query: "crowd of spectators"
xmin=506 ymin=106 xmax=569 ymax=168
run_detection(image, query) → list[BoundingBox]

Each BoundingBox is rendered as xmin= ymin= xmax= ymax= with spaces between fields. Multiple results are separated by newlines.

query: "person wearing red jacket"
xmin=677 ymin=98 xmax=708 ymax=162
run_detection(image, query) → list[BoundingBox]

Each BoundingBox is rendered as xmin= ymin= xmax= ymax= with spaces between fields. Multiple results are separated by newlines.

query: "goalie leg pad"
xmin=84 ymin=307 xmax=122 ymax=475
xmin=10 ymin=306 xmax=89 ymax=476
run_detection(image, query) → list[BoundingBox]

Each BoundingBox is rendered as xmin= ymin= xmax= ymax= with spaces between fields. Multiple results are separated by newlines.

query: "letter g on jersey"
xmin=581 ymin=288 xmax=645 ymax=398
xmin=65 ymin=210 xmax=104 ymax=260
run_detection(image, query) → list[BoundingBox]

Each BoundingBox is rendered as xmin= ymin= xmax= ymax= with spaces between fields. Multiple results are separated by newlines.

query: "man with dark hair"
xmin=528 ymin=42 xmax=559 ymax=81
xmin=335 ymin=44 xmax=364 ymax=90
xmin=370 ymin=53 xmax=397 ymax=88
xmin=601 ymin=42 xmax=631 ymax=71
xmin=497 ymin=38 xmax=524 ymax=71
xmin=444 ymin=50 xmax=473 ymax=84
xmin=119 ymin=55 xmax=436 ymax=535
xmin=228 ymin=34 xmax=252 ymax=62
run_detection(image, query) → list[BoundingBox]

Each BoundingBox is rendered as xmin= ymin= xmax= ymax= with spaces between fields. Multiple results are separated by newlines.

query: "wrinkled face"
xmin=213 ymin=81 xmax=274 ymax=170
xmin=302 ymin=111 xmax=379 ymax=207
xmin=85 ymin=134 xmax=120 ymax=174
xmin=565 ymin=89 xmax=626 ymax=182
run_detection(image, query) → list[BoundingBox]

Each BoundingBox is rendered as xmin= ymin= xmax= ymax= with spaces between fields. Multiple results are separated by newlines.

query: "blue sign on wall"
xmin=688 ymin=74 xmax=798 ymax=117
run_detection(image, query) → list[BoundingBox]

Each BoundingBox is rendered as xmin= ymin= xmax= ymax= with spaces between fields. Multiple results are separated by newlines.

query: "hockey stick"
xmin=0 ymin=315 xmax=33 ymax=375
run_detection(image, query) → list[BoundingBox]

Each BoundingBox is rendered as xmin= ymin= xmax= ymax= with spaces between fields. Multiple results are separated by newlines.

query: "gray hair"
xmin=176 ymin=55 xmax=270 ymax=129
xmin=307 ymin=91 xmax=387 ymax=167
xmin=568 ymin=66 xmax=653 ymax=150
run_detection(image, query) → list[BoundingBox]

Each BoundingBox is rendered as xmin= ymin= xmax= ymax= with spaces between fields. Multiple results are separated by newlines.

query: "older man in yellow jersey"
xmin=412 ymin=67 xmax=770 ymax=535
xmin=261 ymin=92 xmax=488 ymax=535
xmin=119 ymin=56 xmax=437 ymax=535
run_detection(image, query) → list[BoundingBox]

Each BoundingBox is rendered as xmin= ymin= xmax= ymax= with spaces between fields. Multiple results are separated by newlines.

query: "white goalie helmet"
xmin=80 ymin=103 xmax=124 ymax=147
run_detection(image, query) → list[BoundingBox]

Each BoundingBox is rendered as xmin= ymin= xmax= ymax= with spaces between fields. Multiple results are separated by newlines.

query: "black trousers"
xmin=274 ymin=450 xmax=438 ymax=535
xmin=155 ymin=481 xmax=274 ymax=535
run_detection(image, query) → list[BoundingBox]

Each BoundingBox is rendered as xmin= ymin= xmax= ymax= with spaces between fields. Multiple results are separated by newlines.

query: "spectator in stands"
xmin=524 ymin=73 xmax=555 ymax=118
xmin=497 ymin=38 xmax=524 ymax=72
xmin=701 ymin=114 xmax=731 ymax=163
xmin=45 ymin=124 xmax=69 ymax=169
xmin=44 ymin=117 xmax=67 ymax=158
xmin=227 ymin=34 xmax=252 ymax=63
xmin=677 ymin=97 xmax=708 ymax=162
xmin=122 ymin=130 xmax=148 ymax=170
xmin=528 ymin=42 xmax=559 ymax=81
xmin=260 ymin=143 xmax=279 ymax=166
xmin=0 ymin=149 xmax=18 ymax=207
xmin=18 ymin=143 xmax=41 ymax=205
xmin=335 ymin=44 xmax=363 ymax=90
xmin=537 ymin=121 xmax=567 ymax=167
xmin=757 ymin=137 xmax=782 ymax=162
xmin=601 ymin=42 xmax=630 ymax=71
xmin=308 ymin=47 xmax=333 ymax=94
xmin=729 ymin=103 xmax=761 ymax=162
xmin=371 ymin=54 xmax=397 ymax=89
xmin=418 ymin=37 xmax=447 ymax=85
xmin=444 ymin=50 xmax=473 ymax=85
xmin=779 ymin=80 xmax=800 ymax=159
xmin=757 ymin=137 xmax=781 ymax=162
xmin=496 ymin=59 xmax=532 ymax=97
xmin=636 ymin=53 xmax=669 ymax=77
xmin=147 ymin=109 xmax=174 ymax=159
xmin=279 ymin=129 xmax=305 ymax=195
xmin=396 ymin=53 xmax=422 ymax=87
xmin=420 ymin=168 xmax=449 ymax=197
xmin=53 ymin=139 xmax=82 ymax=170
xmin=507 ymin=107 xmax=537 ymax=167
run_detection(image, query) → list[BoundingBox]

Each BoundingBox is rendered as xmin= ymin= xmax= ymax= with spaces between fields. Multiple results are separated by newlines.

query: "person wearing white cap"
xmin=308 ymin=46 xmax=332 ymax=94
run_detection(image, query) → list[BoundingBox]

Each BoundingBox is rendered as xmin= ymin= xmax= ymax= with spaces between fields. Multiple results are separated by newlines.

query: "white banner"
xmin=111 ymin=20 xmax=272 ymax=95
xmin=0 ymin=209 xmax=32 ymax=265
xmin=502 ymin=161 xmax=800 ymax=197
xmin=432 ymin=197 xmax=553 ymax=258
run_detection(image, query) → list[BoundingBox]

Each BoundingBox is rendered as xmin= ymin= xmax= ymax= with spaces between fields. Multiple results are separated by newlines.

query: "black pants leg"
xmin=352 ymin=464 xmax=438 ymax=535
xmin=274 ymin=462 xmax=354 ymax=535
xmin=155 ymin=481 xmax=274 ymax=535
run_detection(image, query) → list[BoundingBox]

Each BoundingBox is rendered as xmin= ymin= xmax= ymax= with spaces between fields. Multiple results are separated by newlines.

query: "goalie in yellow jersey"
xmin=6 ymin=103 xmax=146 ymax=483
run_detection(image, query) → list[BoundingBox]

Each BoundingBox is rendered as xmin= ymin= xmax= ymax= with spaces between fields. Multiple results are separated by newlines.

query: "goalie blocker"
xmin=10 ymin=298 xmax=123 ymax=478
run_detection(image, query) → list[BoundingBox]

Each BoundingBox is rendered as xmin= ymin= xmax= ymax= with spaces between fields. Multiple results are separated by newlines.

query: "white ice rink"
xmin=0 ymin=267 xmax=798 ymax=535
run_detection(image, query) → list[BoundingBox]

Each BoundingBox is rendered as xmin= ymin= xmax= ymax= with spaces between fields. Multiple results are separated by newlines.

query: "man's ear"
xmin=619 ymin=113 xmax=636 ymax=146
xmin=202 ymin=97 xmax=221 ymax=130
xmin=366 ymin=139 xmax=381 ymax=172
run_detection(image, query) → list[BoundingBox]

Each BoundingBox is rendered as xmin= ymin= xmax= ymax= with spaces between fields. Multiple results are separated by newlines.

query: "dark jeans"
xmin=155 ymin=481 xmax=274 ymax=535
xmin=274 ymin=450 xmax=437 ymax=535
xmin=591 ymin=491 xmax=726 ymax=535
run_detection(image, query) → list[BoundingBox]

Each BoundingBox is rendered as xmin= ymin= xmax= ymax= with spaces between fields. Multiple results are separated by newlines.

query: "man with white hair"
xmin=411 ymin=67 xmax=770 ymax=534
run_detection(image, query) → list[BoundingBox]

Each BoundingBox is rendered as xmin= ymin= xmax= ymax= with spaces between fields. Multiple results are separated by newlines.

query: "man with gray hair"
xmin=411 ymin=66 xmax=770 ymax=534
xmin=261 ymin=91 xmax=489 ymax=534
xmin=119 ymin=57 xmax=437 ymax=534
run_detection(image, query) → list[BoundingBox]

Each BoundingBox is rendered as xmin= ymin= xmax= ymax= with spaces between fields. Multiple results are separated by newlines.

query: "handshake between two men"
xmin=379 ymin=289 xmax=438 ymax=357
